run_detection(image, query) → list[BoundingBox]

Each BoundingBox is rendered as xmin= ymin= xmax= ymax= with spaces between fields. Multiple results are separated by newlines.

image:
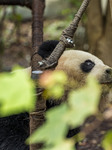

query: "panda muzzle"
xmin=100 ymin=68 xmax=112 ymax=85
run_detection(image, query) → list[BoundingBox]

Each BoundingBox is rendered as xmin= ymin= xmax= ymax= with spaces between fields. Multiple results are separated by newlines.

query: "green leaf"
xmin=102 ymin=130 xmax=112 ymax=150
xmin=40 ymin=70 xmax=67 ymax=99
xmin=46 ymin=84 xmax=65 ymax=99
xmin=27 ymin=104 xmax=68 ymax=145
xmin=42 ymin=140 xmax=75 ymax=150
xmin=65 ymin=77 xmax=101 ymax=127
xmin=0 ymin=68 xmax=36 ymax=116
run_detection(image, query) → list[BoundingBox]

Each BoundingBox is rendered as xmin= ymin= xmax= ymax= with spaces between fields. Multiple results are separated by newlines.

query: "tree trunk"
xmin=87 ymin=0 xmax=103 ymax=54
xmin=87 ymin=0 xmax=112 ymax=67
xmin=96 ymin=2 xmax=112 ymax=67
xmin=30 ymin=0 xmax=46 ymax=150
xmin=109 ymin=0 xmax=112 ymax=18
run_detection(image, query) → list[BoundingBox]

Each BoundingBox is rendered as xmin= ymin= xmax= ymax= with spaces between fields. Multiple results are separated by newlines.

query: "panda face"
xmin=56 ymin=50 xmax=112 ymax=86
xmin=35 ymin=41 xmax=112 ymax=87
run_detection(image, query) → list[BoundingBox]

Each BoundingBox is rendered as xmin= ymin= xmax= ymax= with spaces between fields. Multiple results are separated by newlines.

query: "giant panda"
xmin=0 ymin=40 xmax=112 ymax=150
xmin=37 ymin=40 xmax=112 ymax=112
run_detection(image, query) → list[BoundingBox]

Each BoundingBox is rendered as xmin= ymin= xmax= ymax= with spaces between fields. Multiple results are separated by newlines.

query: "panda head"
xmin=56 ymin=50 xmax=112 ymax=87
xmin=38 ymin=40 xmax=112 ymax=88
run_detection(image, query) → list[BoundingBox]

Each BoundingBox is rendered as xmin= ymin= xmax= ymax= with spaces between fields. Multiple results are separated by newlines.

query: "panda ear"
xmin=80 ymin=59 xmax=95 ymax=73
xmin=38 ymin=40 xmax=59 ymax=59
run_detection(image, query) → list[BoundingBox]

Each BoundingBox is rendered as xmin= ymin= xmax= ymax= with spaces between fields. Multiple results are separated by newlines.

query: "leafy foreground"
xmin=27 ymin=76 xmax=101 ymax=150
xmin=0 ymin=67 xmax=36 ymax=116
xmin=0 ymin=69 xmax=111 ymax=150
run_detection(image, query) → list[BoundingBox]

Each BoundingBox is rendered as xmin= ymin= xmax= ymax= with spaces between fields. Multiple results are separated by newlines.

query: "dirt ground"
xmin=77 ymin=118 xmax=112 ymax=150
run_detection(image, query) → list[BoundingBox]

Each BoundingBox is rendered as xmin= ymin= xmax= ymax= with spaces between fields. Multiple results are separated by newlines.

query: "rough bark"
xmin=30 ymin=0 xmax=45 ymax=150
xmin=0 ymin=7 xmax=7 ymax=71
xmin=31 ymin=0 xmax=45 ymax=70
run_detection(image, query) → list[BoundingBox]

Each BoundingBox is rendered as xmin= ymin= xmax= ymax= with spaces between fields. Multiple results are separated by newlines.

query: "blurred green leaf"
xmin=66 ymin=77 xmax=101 ymax=127
xmin=40 ymin=70 xmax=67 ymax=99
xmin=0 ymin=67 xmax=36 ymax=116
xmin=42 ymin=140 xmax=75 ymax=150
xmin=46 ymin=84 xmax=65 ymax=99
xmin=27 ymin=104 xmax=68 ymax=145
xmin=102 ymin=130 xmax=112 ymax=150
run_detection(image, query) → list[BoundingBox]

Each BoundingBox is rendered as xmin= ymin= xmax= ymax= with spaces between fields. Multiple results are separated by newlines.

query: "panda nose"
xmin=105 ymin=68 xmax=112 ymax=75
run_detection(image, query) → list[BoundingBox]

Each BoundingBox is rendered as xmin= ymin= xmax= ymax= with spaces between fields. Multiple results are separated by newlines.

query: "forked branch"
xmin=39 ymin=0 xmax=91 ymax=70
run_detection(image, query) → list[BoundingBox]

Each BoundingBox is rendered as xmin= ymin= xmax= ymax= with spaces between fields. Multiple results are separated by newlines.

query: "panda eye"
xmin=80 ymin=60 xmax=95 ymax=73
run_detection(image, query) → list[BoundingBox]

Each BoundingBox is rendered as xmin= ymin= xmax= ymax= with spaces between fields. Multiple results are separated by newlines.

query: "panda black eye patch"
xmin=80 ymin=59 xmax=95 ymax=73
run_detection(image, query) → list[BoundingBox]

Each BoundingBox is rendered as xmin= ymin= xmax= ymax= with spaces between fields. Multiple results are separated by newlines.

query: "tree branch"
xmin=39 ymin=0 xmax=91 ymax=70
xmin=0 ymin=0 xmax=32 ymax=9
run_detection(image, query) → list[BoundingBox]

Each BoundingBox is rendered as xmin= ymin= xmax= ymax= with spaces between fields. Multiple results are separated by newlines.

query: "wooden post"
xmin=30 ymin=0 xmax=45 ymax=150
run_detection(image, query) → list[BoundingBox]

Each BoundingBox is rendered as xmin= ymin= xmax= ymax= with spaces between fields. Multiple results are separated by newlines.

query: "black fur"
xmin=38 ymin=40 xmax=59 ymax=59
xmin=0 ymin=113 xmax=29 ymax=150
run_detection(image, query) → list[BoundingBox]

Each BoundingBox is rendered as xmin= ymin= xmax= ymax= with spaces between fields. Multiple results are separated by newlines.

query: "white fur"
xmin=56 ymin=50 xmax=111 ymax=84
